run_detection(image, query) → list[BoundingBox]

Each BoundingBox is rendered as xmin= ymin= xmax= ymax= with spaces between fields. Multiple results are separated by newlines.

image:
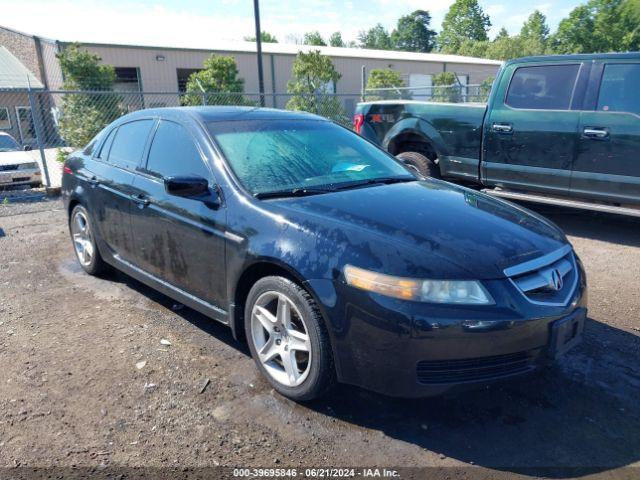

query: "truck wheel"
xmin=397 ymin=151 xmax=441 ymax=179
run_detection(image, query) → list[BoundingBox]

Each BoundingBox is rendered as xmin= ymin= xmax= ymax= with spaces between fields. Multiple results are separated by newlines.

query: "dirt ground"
xmin=0 ymin=197 xmax=639 ymax=479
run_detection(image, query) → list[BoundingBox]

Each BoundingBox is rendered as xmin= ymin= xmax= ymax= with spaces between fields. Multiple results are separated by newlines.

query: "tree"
xmin=365 ymin=69 xmax=407 ymax=100
xmin=438 ymin=0 xmax=491 ymax=53
xmin=56 ymin=44 xmax=123 ymax=147
xmin=431 ymin=72 xmax=461 ymax=103
xmin=391 ymin=10 xmax=437 ymax=52
xmin=244 ymin=31 xmax=278 ymax=43
xmin=328 ymin=31 xmax=346 ymax=47
xmin=550 ymin=0 xmax=635 ymax=53
xmin=357 ymin=24 xmax=393 ymax=50
xmin=286 ymin=50 xmax=347 ymax=125
xmin=183 ymin=54 xmax=247 ymax=106
xmin=303 ymin=31 xmax=327 ymax=46
xmin=519 ymin=10 xmax=550 ymax=54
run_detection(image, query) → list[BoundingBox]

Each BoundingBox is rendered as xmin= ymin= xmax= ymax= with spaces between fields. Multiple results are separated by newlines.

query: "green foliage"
xmin=1 ymin=196 xmax=9 ymax=205
xmin=438 ymin=0 xmax=491 ymax=53
xmin=244 ymin=31 xmax=278 ymax=43
xmin=432 ymin=72 xmax=461 ymax=103
xmin=478 ymin=76 xmax=495 ymax=102
xmin=357 ymin=24 xmax=393 ymax=50
xmin=183 ymin=54 xmax=248 ymax=106
xmin=285 ymin=50 xmax=347 ymax=125
xmin=365 ymin=69 xmax=408 ymax=100
xmin=56 ymin=148 xmax=70 ymax=163
xmin=56 ymin=44 xmax=123 ymax=148
xmin=391 ymin=10 xmax=437 ymax=52
xmin=328 ymin=32 xmax=345 ymax=47
xmin=550 ymin=0 xmax=639 ymax=53
xmin=303 ymin=31 xmax=327 ymax=46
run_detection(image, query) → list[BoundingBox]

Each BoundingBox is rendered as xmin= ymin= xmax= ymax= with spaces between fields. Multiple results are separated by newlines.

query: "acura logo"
xmin=549 ymin=269 xmax=564 ymax=291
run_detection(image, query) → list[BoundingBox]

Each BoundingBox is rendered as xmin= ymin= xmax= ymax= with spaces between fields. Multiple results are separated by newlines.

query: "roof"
xmin=65 ymin=39 xmax=503 ymax=66
xmin=505 ymin=52 xmax=640 ymax=65
xmin=123 ymin=106 xmax=324 ymax=123
xmin=0 ymin=46 xmax=44 ymax=89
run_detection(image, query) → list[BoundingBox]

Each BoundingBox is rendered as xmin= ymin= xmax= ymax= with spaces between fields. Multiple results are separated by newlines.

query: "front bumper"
xmin=0 ymin=168 xmax=42 ymax=187
xmin=320 ymin=262 xmax=588 ymax=398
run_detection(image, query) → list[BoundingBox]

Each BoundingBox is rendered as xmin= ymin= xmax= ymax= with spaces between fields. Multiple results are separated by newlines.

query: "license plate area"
xmin=549 ymin=310 xmax=585 ymax=358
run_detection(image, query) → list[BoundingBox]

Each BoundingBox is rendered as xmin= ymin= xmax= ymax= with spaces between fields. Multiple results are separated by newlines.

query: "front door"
xmin=572 ymin=62 xmax=640 ymax=205
xmin=129 ymin=119 xmax=227 ymax=308
xmin=482 ymin=63 xmax=583 ymax=195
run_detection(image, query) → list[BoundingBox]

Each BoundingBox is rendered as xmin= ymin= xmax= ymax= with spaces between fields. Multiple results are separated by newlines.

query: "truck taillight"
xmin=63 ymin=166 xmax=72 ymax=175
xmin=353 ymin=113 xmax=364 ymax=134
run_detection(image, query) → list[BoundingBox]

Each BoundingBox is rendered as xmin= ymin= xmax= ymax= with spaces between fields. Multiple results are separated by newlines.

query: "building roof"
xmin=65 ymin=38 xmax=503 ymax=66
xmin=0 ymin=46 xmax=44 ymax=89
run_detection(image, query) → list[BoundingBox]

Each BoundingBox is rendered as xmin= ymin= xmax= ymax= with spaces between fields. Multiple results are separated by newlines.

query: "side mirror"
xmin=164 ymin=176 xmax=221 ymax=208
xmin=23 ymin=145 xmax=32 ymax=151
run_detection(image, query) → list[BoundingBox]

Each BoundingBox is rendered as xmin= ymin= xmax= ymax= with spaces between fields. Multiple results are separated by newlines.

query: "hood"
xmin=0 ymin=150 xmax=34 ymax=166
xmin=268 ymin=180 xmax=567 ymax=280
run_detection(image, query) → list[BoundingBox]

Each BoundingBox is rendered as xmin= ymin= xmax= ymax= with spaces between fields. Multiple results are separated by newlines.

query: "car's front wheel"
xmin=245 ymin=276 xmax=335 ymax=401
xmin=69 ymin=204 xmax=107 ymax=275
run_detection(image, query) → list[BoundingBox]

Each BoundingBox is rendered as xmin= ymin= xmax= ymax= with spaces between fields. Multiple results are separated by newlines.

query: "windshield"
xmin=0 ymin=136 xmax=20 ymax=153
xmin=208 ymin=119 xmax=414 ymax=196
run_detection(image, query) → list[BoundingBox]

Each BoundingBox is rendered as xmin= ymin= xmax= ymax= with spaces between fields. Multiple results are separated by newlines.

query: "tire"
xmin=397 ymin=151 xmax=441 ymax=178
xmin=69 ymin=204 xmax=107 ymax=276
xmin=244 ymin=276 xmax=336 ymax=401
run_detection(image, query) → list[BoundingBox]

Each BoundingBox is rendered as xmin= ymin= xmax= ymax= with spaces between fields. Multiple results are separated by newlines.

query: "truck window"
xmin=505 ymin=64 xmax=580 ymax=110
xmin=597 ymin=64 xmax=640 ymax=115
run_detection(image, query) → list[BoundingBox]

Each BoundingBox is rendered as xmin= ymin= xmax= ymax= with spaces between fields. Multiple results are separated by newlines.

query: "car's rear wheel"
xmin=397 ymin=151 xmax=441 ymax=178
xmin=245 ymin=276 xmax=335 ymax=401
xmin=70 ymin=204 xmax=107 ymax=275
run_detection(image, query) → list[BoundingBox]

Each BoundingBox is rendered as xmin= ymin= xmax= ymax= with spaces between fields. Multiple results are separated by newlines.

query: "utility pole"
xmin=253 ymin=0 xmax=265 ymax=107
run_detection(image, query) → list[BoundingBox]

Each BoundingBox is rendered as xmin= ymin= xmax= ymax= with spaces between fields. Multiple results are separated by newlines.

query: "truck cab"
xmin=356 ymin=53 xmax=640 ymax=216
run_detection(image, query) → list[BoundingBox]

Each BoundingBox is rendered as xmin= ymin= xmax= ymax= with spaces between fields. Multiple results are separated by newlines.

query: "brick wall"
xmin=0 ymin=26 xmax=41 ymax=83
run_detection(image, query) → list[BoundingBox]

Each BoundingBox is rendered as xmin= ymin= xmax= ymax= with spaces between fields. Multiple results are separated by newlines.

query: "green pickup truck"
xmin=355 ymin=53 xmax=640 ymax=216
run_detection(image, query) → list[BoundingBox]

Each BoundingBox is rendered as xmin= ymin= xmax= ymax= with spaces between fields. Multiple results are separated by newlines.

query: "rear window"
xmin=597 ymin=63 xmax=640 ymax=115
xmin=506 ymin=64 xmax=580 ymax=110
xmin=107 ymin=120 xmax=154 ymax=170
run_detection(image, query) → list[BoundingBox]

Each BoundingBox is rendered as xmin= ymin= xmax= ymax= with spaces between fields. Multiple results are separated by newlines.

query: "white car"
xmin=0 ymin=132 xmax=42 ymax=188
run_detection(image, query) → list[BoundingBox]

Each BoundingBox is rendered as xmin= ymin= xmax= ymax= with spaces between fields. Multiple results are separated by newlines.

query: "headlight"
xmin=17 ymin=162 xmax=39 ymax=170
xmin=344 ymin=265 xmax=494 ymax=305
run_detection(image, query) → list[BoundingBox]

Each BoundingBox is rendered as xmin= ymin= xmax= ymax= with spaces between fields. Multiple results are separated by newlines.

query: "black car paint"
xmin=62 ymin=107 xmax=587 ymax=397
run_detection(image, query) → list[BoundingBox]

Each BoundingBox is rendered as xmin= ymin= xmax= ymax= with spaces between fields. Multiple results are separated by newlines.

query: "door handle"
xmin=88 ymin=176 xmax=99 ymax=188
xmin=130 ymin=193 xmax=150 ymax=208
xmin=492 ymin=123 xmax=513 ymax=134
xmin=583 ymin=127 xmax=609 ymax=139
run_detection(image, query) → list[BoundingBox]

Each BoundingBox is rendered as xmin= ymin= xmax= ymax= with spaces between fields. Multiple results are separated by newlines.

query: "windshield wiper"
xmin=332 ymin=176 xmax=416 ymax=191
xmin=254 ymin=186 xmax=337 ymax=199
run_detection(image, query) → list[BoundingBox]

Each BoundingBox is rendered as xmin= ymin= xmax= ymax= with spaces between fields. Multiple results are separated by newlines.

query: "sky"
xmin=0 ymin=0 xmax=585 ymax=47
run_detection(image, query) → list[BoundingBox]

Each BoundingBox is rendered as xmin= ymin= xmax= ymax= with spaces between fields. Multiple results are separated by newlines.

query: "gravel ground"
xmin=0 ymin=198 xmax=638 ymax=479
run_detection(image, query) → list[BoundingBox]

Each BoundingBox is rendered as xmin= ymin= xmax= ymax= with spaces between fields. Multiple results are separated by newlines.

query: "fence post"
xmin=201 ymin=92 xmax=207 ymax=106
xmin=360 ymin=65 xmax=366 ymax=102
xmin=26 ymin=80 xmax=52 ymax=188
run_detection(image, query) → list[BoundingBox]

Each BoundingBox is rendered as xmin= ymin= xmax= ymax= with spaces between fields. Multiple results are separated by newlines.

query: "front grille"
xmin=505 ymin=245 xmax=578 ymax=306
xmin=416 ymin=351 xmax=534 ymax=384
xmin=12 ymin=177 xmax=30 ymax=182
xmin=0 ymin=165 xmax=19 ymax=172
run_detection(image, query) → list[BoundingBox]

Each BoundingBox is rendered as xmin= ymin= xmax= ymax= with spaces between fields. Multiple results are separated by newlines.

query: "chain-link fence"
xmin=363 ymin=84 xmax=491 ymax=103
xmin=0 ymin=82 xmax=488 ymax=190
xmin=0 ymin=87 xmax=364 ymax=188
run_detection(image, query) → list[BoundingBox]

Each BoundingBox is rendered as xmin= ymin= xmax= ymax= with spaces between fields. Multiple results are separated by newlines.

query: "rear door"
xmin=89 ymin=119 xmax=155 ymax=263
xmin=482 ymin=62 xmax=585 ymax=195
xmin=572 ymin=61 xmax=640 ymax=204
xmin=128 ymin=119 xmax=227 ymax=308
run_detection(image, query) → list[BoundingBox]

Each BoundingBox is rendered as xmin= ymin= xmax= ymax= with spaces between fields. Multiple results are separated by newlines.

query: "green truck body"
xmin=356 ymin=53 xmax=640 ymax=212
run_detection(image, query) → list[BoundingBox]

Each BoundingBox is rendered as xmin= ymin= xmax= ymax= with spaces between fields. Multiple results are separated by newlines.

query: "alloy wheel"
xmin=250 ymin=291 xmax=312 ymax=387
xmin=71 ymin=209 xmax=95 ymax=267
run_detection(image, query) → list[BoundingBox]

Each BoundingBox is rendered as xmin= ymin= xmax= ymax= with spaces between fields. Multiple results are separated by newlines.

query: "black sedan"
xmin=62 ymin=107 xmax=587 ymax=401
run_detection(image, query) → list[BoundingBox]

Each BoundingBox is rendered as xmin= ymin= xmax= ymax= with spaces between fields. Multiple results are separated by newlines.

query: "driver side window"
xmin=145 ymin=120 xmax=210 ymax=180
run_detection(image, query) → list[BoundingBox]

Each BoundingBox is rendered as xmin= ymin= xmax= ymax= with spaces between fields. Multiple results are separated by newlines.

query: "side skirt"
xmin=109 ymin=254 xmax=229 ymax=325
